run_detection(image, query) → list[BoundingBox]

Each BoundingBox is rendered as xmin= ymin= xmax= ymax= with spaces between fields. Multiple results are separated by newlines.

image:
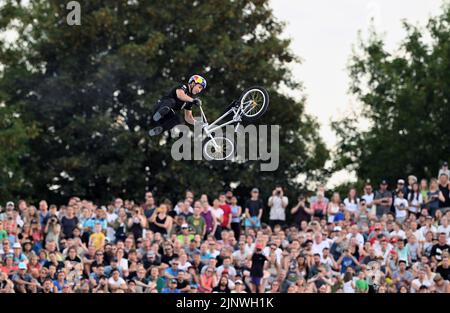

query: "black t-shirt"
xmin=293 ymin=203 xmax=311 ymax=225
xmin=431 ymin=243 xmax=450 ymax=261
xmin=162 ymin=83 xmax=195 ymax=111
xmin=161 ymin=253 xmax=179 ymax=265
xmin=250 ymin=253 xmax=267 ymax=278
xmin=436 ymin=265 xmax=450 ymax=281
xmin=213 ymin=285 xmax=231 ymax=293
xmin=176 ymin=279 xmax=189 ymax=290
xmin=438 ymin=183 xmax=450 ymax=208
xmin=245 ymin=199 xmax=264 ymax=217
xmin=178 ymin=212 xmax=193 ymax=221
xmin=61 ymin=216 xmax=79 ymax=238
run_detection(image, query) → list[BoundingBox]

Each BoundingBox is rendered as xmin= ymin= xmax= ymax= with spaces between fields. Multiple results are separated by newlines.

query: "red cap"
xmin=256 ymin=243 xmax=264 ymax=250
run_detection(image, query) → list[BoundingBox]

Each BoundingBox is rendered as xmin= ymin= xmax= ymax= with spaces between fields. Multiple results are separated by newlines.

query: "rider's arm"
xmin=184 ymin=110 xmax=196 ymax=125
xmin=176 ymin=88 xmax=195 ymax=103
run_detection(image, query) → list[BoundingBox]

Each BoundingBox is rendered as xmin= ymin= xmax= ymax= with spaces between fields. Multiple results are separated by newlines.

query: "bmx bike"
xmin=199 ymin=86 xmax=269 ymax=160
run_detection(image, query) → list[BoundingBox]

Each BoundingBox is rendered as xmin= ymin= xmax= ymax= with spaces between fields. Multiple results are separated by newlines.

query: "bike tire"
xmin=238 ymin=86 xmax=269 ymax=122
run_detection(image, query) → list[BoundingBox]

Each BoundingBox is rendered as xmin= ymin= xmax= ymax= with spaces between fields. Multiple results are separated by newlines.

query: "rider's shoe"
xmin=153 ymin=106 xmax=171 ymax=122
xmin=149 ymin=126 xmax=163 ymax=137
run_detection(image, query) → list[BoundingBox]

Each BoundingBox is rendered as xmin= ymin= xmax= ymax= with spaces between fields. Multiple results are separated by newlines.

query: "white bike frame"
xmin=198 ymin=99 xmax=254 ymax=146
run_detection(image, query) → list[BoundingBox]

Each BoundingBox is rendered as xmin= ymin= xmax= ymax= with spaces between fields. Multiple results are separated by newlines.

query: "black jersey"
xmin=161 ymin=83 xmax=195 ymax=111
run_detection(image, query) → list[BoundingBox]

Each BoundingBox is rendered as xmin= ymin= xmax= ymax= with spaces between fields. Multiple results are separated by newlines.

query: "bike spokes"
xmin=204 ymin=137 xmax=234 ymax=160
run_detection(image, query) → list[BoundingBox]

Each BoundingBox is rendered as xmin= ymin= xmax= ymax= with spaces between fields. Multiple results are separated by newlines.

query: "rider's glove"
xmin=192 ymin=98 xmax=202 ymax=107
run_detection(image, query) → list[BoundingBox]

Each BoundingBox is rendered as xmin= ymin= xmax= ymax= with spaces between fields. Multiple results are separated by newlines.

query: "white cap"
xmin=397 ymin=179 xmax=405 ymax=184
xmin=181 ymin=223 xmax=189 ymax=228
xmin=333 ymin=226 xmax=342 ymax=232
xmin=13 ymin=242 xmax=22 ymax=249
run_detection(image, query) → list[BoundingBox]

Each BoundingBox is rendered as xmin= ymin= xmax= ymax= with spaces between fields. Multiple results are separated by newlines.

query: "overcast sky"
xmin=270 ymin=0 xmax=445 ymax=186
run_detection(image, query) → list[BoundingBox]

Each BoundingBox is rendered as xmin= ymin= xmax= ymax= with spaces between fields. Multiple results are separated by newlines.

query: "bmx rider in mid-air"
xmin=148 ymin=74 xmax=206 ymax=136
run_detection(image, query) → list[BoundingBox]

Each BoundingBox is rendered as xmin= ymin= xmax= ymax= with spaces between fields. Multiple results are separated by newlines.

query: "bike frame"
xmin=199 ymin=99 xmax=254 ymax=141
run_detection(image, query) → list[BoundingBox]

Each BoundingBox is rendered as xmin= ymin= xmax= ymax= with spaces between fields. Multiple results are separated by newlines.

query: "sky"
xmin=270 ymin=0 xmax=445 ymax=187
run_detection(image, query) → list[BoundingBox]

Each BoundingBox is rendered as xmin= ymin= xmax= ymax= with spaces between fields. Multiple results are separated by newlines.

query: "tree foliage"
xmin=0 ymin=0 xmax=328 ymax=204
xmin=332 ymin=4 xmax=450 ymax=185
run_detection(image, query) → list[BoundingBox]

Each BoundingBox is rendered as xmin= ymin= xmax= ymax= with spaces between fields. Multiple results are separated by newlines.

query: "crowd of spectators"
xmin=0 ymin=163 xmax=449 ymax=293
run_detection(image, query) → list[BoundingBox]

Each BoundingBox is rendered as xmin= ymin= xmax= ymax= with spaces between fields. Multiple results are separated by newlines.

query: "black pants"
xmin=152 ymin=98 xmax=182 ymax=131
xmin=231 ymin=222 xmax=241 ymax=240
xmin=269 ymin=219 xmax=285 ymax=230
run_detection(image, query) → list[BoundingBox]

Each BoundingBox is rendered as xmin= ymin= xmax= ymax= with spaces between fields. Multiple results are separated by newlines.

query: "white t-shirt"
xmin=408 ymin=194 xmax=423 ymax=213
xmin=420 ymin=225 xmax=437 ymax=237
xmin=390 ymin=230 xmax=406 ymax=240
xmin=174 ymin=205 xmax=194 ymax=215
xmin=346 ymin=233 xmax=365 ymax=247
xmin=118 ymin=258 xmax=128 ymax=271
xmin=108 ymin=277 xmax=126 ymax=288
xmin=327 ymin=203 xmax=340 ymax=223
xmin=411 ymin=278 xmax=432 ymax=293
xmin=343 ymin=280 xmax=355 ymax=293
xmin=361 ymin=193 xmax=375 ymax=207
xmin=263 ymin=247 xmax=282 ymax=264
xmin=312 ymin=240 xmax=330 ymax=257
xmin=413 ymin=229 xmax=425 ymax=242
xmin=344 ymin=198 xmax=359 ymax=213
xmin=437 ymin=225 xmax=450 ymax=237
xmin=178 ymin=261 xmax=192 ymax=272
xmin=268 ymin=196 xmax=289 ymax=221
xmin=212 ymin=208 xmax=224 ymax=221
xmin=394 ymin=198 xmax=409 ymax=218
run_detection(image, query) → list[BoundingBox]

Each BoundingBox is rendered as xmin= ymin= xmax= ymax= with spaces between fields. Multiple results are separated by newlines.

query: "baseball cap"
xmin=235 ymin=279 xmax=243 ymax=285
xmin=443 ymin=161 xmax=448 ymax=167
xmin=170 ymin=278 xmax=177 ymax=284
xmin=147 ymin=251 xmax=155 ymax=257
xmin=13 ymin=242 xmax=22 ymax=249
xmin=408 ymin=175 xmax=417 ymax=182
xmin=181 ymin=223 xmax=189 ymax=229
xmin=333 ymin=226 xmax=342 ymax=232
xmin=380 ymin=179 xmax=388 ymax=185
xmin=18 ymin=262 xmax=27 ymax=270
xmin=251 ymin=188 xmax=259 ymax=193
xmin=6 ymin=201 xmax=14 ymax=207
xmin=255 ymin=243 xmax=264 ymax=250
xmin=397 ymin=179 xmax=405 ymax=184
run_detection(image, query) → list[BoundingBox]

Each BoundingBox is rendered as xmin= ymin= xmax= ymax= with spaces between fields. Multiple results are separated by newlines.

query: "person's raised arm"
xmin=184 ymin=110 xmax=196 ymax=125
xmin=291 ymin=203 xmax=300 ymax=215
xmin=176 ymin=88 xmax=195 ymax=103
xmin=438 ymin=191 xmax=445 ymax=203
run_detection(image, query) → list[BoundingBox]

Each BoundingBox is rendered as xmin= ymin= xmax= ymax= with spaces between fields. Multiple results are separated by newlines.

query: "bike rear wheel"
xmin=203 ymin=137 xmax=234 ymax=160
xmin=239 ymin=86 xmax=269 ymax=122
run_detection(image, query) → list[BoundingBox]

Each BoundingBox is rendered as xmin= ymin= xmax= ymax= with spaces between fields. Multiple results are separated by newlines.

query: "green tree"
xmin=332 ymin=4 xmax=450 ymax=185
xmin=0 ymin=0 xmax=328 ymax=205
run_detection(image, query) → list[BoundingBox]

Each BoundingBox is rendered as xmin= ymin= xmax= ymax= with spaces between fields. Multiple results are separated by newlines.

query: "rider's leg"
xmin=153 ymin=98 xmax=176 ymax=122
xmin=149 ymin=113 xmax=182 ymax=137
xmin=160 ymin=113 xmax=182 ymax=131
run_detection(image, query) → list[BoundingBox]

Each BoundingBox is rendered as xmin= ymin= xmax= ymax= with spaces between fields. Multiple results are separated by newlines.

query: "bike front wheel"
xmin=203 ymin=137 xmax=234 ymax=160
xmin=239 ymin=86 xmax=269 ymax=122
